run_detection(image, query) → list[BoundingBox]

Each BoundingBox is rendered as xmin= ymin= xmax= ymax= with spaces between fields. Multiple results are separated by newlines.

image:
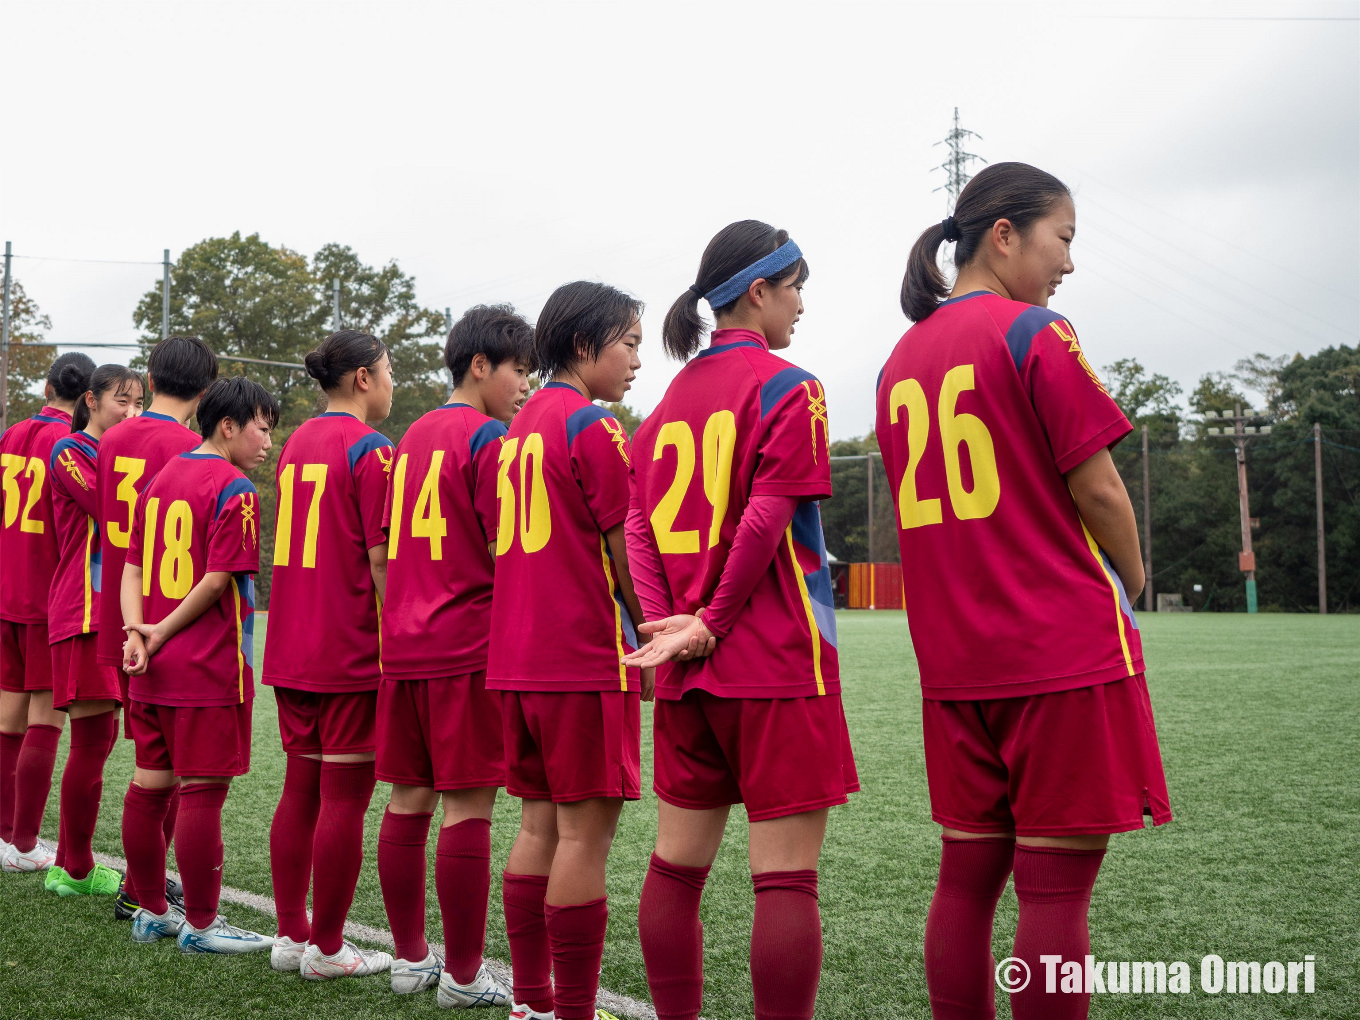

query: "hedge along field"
xmin=1 ymin=611 xmax=1357 ymax=1018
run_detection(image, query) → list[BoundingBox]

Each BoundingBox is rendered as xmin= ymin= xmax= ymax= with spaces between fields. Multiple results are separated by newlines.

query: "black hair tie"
xmin=941 ymin=216 xmax=960 ymax=243
xmin=688 ymin=283 xmax=705 ymax=300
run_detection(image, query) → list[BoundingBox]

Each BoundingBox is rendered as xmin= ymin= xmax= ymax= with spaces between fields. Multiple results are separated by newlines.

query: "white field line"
xmin=89 ymin=849 xmax=659 ymax=1020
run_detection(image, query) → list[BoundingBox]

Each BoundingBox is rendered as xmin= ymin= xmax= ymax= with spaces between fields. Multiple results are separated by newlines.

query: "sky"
xmin=2 ymin=0 xmax=1357 ymax=438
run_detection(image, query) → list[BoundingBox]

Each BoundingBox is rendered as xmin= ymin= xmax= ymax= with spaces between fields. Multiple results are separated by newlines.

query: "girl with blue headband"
xmin=624 ymin=220 xmax=857 ymax=1020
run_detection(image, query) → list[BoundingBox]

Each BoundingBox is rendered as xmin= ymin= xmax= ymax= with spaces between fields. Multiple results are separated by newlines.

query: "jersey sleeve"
xmin=206 ymin=478 xmax=262 ymax=575
xmin=568 ymin=408 xmax=632 ymax=533
xmin=125 ymin=485 xmax=149 ymax=573
xmin=1012 ymin=311 xmax=1132 ymax=474
xmin=348 ymin=432 xmax=395 ymax=550
xmin=469 ymin=419 xmax=508 ymax=544
xmin=752 ymin=367 xmax=833 ymax=501
xmin=50 ymin=436 xmax=100 ymax=518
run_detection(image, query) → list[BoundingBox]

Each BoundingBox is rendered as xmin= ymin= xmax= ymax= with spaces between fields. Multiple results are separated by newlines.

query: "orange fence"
xmin=847 ymin=562 xmax=904 ymax=609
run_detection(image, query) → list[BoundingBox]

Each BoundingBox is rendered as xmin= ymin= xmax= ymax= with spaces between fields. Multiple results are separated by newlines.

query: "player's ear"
xmin=471 ymin=352 xmax=488 ymax=380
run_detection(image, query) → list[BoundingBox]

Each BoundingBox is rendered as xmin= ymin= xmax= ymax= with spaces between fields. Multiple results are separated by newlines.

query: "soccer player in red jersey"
xmin=44 ymin=365 xmax=144 ymax=897
xmin=1 ymin=353 xmax=94 ymax=874
xmin=623 ymin=222 xmax=858 ymax=1020
xmin=121 ymin=376 xmax=278 ymax=955
xmin=486 ymin=281 xmax=651 ymax=1020
xmin=376 ymin=304 xmax=534 ymax=1005
xmin=94 ymin=335 xmax=216 ymax=920
xmin=877 ymin=163 xmax=1172 ymax=1020
xmin=262 ymin=330 xmax=396 ymax=981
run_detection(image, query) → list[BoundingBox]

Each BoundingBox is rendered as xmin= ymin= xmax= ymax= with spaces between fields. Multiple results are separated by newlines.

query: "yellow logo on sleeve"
xmin=600 ymin=418 xmax=631 ymax=467
xmin=1049 ymin=320 xmax=1109 ymax=394
xmin=374 ymin=446 xmax=394 ymax=476
xmin=58 ymin=449 xmax=89 ymax=491
xmin=801 ymin=379 xmax=829 ymax=463
xmin=240 ymin=492 xmax=258 ymax=550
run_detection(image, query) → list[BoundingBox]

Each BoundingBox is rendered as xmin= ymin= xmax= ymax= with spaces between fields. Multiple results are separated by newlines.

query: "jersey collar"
xmin=37 ymin=406 xmax=73 ymax=422
xmin=141 ymin=410 xmax=179 ymax=422
xmin=940 ymin=290 xmax=993 ymax=307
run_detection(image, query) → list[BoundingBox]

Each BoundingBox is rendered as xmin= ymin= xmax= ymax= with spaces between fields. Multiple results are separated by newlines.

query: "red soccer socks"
xmin=503 ymin=871 xmax=554 ymax=1013
xmin=58 ymin=712 xmax=117 ymax=881
xmin=924 ymin=837 xmax=1016 ymax=1020
xmin=378 ymin=808 xmax=433 ymax=962
xmin=751 ymin=870 xmax=822 ymax=1020
xmin=544 ymin=897 xmax=608 ymax=1020
xmin=269 ymin=754 xmax=322 ymax=942
xmin=122 ymin=782 xmax=176 ymax=915
xmin=309 ymin=760 xmax=376 ymax=955
xmin=639 ymin=853 xmax=711 ymax=1020
xmin=437 ymin=817 xmax=493 ymax=984
xmin=1010 ymin=844 xmax=1106 ymax=1020
xmin=10 ymin=723 xmax=61 ymax=853
xmin=176 ymin=782 xmax=229 ymax=929
xmin=0 ymin=729 xmax=23 ymax=844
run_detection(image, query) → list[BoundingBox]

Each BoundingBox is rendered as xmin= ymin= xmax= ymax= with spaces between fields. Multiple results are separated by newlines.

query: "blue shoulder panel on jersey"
xmin=694 ymin=339 xmax=763 ymax=360
xmin=49 ymin=433 xmax=97 ymax=469
xmin=875 ymin=366 xmax=885 ymax=395
xmin=565 ymin=404 xmax=616 ymax=447
xmin=760 ymin=366 xmax=818 ymax=419
xmin=215 ymin=476 xmax=258 ymax=516
xmin=346 ymin=431 xmax=395 ymax=472
xmin=1004 ymin=305 xmax=1067 ymax=373
xmin=32 ymin=414 xmax=64 ymax=424
xmin=469 ymin=419 xmax=508 ymax=459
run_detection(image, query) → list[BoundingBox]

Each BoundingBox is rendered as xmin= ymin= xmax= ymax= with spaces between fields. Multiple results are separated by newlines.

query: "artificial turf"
xmin=0 ymin=611 xmax=1356 ymax=1019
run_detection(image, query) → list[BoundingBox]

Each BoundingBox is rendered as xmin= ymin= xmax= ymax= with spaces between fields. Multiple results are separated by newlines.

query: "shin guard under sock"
xmin=58 ymin=712 xmax=117 ymax=881
xmin=437 ymin=817 xmax=493 ymax=984
xmin=309 ymin=760 xmax=376 ymax=955
xmin=639 ymin=853 xmax=710 ymax=1020
xmin=924 ymin=837 xmax=1015 ymax=1020
xmin=751 ymin=870 xmax=822 ymax=1020
xmin=378 ymin=808 xmax=433 ymax=962
xmin=544 ymin=898 xmax=608 ymax=1020
xmin=502 ymin=872 xmax=553 ymax=1013
xmin=122 ymin=783 xmax=174 ymax=915
xmin=11 ymin=723 xmax=61 ymax=853
xmin=0 ymin=730 xmax=24 ymax=844
xmin=270 ymin=755 xmax=322 ymax=942
xmin=1010 ymin=844 xmax=1105 ymax=1020
xmin=176 ymin=783 xmax=229 ymax=929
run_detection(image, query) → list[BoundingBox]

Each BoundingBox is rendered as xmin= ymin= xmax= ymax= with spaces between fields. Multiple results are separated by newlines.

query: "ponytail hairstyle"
xmin=663 ymin=220 xmax=810 ymax=361
xmin=73 ymin=364 xmax=144 ymax=432
xmin=901 ymin=162 xmax=1071 ymax=322
xmin=304 ymin=329 xmax=388 ymax=392
xmin=47 ymin=352 xmax=96 ymax=402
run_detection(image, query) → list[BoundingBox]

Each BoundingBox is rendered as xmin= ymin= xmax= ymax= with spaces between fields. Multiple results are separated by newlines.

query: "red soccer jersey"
xmin=874 ymin=291 xmax=1142 ymax=700
xmin=95 ymin=411 xmax=202 ymax=665
xmin=126 ymin=453 xmax=261 ymax=707
xmin=486 ymin=383 xmax=639 ymax=693
xmin=381 ymin=403 xmax=507 ymax=679
xmin=261 ymin=413 xmax=394 ymax=693
xmin=0 ymin=407 xmax=73 ymax=624
xmin=48 ymin=432 xmax=103 ymax=643
xmin=631 ymin=329 xmax=839 ymax=700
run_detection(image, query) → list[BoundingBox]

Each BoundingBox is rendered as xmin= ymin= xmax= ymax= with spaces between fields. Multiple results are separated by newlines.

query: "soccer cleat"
xmin=270 ymin=935 xmax=308 ymax=972
xmin=52 ymin=862 xmax=122 ymax=897
xmin=437 ymin=962 xmax=511 ymax=1009
xmin=2 ymin=839 xmax=57 ymax=873
xmin=595 ymin=1012 xmax=622 ymax=1020
xmin=131 ymin=903 xmax=186 ymax=942
xmin=509 ymin=1006 xmax=555 ymax=1020
xmin=300 ymin=940 xmax=393 ymax=980
xmin=390 ymin=949 xmax=443 ymax=994
xmin=114 ymin=875 xmax=186 ymax=921
xmin=44 ymin=865 xmax=69 ymax=892
xmin=177 ymin=916 xmax=274 ymax=955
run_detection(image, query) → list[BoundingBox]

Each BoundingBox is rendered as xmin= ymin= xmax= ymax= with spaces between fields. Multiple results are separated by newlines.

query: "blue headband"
xmin=702 ymin=240 xmax=803 ymax=308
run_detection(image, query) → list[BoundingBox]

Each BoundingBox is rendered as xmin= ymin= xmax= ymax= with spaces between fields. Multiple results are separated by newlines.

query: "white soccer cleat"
xmin=177 ymin=916 xmax=274 ymax=954
xmin=437 ymin=962 xmax=512 ymax=1008
xmin=1 ymin=839 xmax=57 ymax=873
xmin=131 ymin=903 xmax=187 ymax=943
xmin=509 ymin=1005 xmax=555 ymax=1020
xmin=270 ymin=935 xmax=308 ymax=972
xmin=300 ymin=940 xmax=393 ymax=980
xmin=390 ymin=949 xmax=443 ymax=994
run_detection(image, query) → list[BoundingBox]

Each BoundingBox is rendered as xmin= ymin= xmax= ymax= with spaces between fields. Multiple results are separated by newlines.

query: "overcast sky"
xmin=3 ymin=0 xmax=1356 ymax=437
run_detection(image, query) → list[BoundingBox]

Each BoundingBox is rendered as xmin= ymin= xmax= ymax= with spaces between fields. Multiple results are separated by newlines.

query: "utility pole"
xmin=1142 ymin=424 xmax=1153 ymax=611
xmin=1205 ymin=405 xmax=1273 ymax=613
xmin=162 ymin=249 xmax=171 ymax=341
xmin=1 ymin=241 xmax=11 ymax=431
xmin=933 ymin=107 xmax=986 ymax=211
xmin=1315 ymin=422 xmax=1327 ymax=615
xmin=332 ymin=280 xmax=342 ymax=332
xmin=445 ymin=307 xmax=455 ymax=400
xmin=866 ymin=453 xmax=875 ymax=610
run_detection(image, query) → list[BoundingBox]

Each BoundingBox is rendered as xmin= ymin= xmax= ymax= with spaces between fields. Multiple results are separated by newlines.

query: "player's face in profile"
xmin=486 ymin=358 xmax=532 ymax=422
xmin=365 ymin=352 xmax=395 ymax=421
xmin=763 ymin=276 xmax=805 ymax=351
xmin=1013 ymin=196 xmax=1076 ymax=307
xmin=587 ymin=318 xmax=642 ymax=403
xmin=228 ymin=413 xmax=274 ymax=471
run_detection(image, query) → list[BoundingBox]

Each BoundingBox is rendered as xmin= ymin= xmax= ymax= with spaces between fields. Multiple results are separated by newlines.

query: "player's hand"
xmin=123 ymin=632 xmax=149 ymax=677
xmin=124 ymin=622 xmax=165 ymax=659
xmin=641 ymin=667 xmax=656 ymax=703
xmin=624 ymin=614 xmax=715 ymax=669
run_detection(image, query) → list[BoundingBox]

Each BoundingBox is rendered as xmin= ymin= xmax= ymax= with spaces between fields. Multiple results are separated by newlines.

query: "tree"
xmin=2 ymin=280 xmax=55 ymax=424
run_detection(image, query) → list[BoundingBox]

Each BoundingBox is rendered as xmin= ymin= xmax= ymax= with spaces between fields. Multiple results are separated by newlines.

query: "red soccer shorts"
xmin=922 ymin=673 xmax=1173 ymax=837
xmin=52 ymin=634 xmax=122 ymax=710
xmin=117 ymin=668 xmax=134 ymax=739
xmin=501 ymin=690 xmax=640 ymax=803
xmin=654 ymin=689 xmax=860 ymax=822
xmin=376 ymin=672 xmax=505 ymax=791
xmin=129 ymin=699 xmax=253 ymax=777
xmin=1 ymin=620 xmax=53 ymax=693
xmin=273 ymin=687 xmax=377 ymax=756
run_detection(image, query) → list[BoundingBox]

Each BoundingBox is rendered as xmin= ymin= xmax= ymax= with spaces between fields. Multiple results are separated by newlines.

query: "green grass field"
xmin=1 ymin=611 xmax=1357 ymax=1019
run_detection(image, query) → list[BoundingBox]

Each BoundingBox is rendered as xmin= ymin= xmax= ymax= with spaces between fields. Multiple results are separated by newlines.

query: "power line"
xmin=10 ymin=254 xmax=162 ymax=266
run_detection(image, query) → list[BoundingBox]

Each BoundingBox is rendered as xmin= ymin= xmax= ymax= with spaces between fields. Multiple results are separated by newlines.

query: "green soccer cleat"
xmin=44 ymin=865 xmax=69 ymax=892
xmin=52 ymin=862 xmax=122 ymax=897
